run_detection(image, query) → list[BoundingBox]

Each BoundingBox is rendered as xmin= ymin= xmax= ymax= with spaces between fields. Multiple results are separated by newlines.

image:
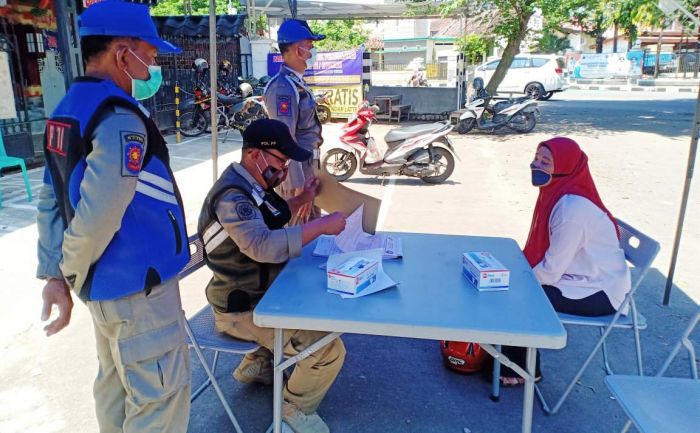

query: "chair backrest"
xmin=616 ymin=218 xmax=660 ymax=292
xmin=179 ymin=235 xmax=206 ymax=279
xmin=656 ymin=309 xmax=699 ymax=379
xmin=0 ymin=133 xmax=8 ymax=158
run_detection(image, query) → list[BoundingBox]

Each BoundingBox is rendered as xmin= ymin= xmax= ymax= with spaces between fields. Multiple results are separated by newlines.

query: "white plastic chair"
xmin=535 ymin=218 xmax=660 ymax=414
xmin=179 ymin=236 xmax=261 ymax=433
xmin=605 ymin=308 xmax=699 ymax=433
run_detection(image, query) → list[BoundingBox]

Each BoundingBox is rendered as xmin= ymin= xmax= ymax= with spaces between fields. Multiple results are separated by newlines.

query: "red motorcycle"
xmin=322 ymin=101 xmax=457 ymax=184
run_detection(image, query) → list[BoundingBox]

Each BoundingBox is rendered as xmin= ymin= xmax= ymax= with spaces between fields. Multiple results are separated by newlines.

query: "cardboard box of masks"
xmin=462 ymin=251 xmax=510 ymax=291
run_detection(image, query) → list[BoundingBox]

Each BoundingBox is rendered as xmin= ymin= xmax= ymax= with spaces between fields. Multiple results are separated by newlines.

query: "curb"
xmin=568 ymin=84 xmax=698 ymax=93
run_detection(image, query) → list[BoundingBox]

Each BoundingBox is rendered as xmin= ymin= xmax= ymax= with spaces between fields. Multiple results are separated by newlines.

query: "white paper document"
xmin=313 ymin=205 xmax=403 ymax=259
xmin=326 ymin=249 xmax=398 ymax=299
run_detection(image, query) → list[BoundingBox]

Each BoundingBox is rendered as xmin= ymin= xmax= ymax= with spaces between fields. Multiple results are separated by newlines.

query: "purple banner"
xmin=267 ymin=48 xmax=363 ymax=86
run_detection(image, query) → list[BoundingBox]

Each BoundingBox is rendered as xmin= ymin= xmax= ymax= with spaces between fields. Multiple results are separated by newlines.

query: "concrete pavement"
xmin=0 ymin=90 xmax=698 ymax=433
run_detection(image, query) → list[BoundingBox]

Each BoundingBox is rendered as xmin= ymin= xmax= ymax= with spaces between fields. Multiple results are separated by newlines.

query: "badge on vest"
xmin=277 ymin=96 xmax=291 ymax=116
xmin=235 ymin=201 xmax=257 ymax=221
xmin=121 ymin=132 xmax=146 ymax=177
xmin=46 ymin=120 xmax=72 ymax=157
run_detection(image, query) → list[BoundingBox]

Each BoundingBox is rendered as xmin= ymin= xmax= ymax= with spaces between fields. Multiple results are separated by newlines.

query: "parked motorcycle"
xmin=314 ymin=90 xmax=332 ymax=124
xmin=456 ymin=77 xmax=539 ymax=134
xmin=322 ymin=101 xmax=458 ymax=184
xmin=180 ymin=82 xmax=267 ymax=137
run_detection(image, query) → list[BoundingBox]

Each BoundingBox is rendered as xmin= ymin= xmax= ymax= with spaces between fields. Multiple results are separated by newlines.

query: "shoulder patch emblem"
xmin=121 ymin=131 xmax=146 ymax=177
xmin=235 ymin=201 xmax=257 ymax=221
xmin=46 ymin=120 xmax=72 ymax=157
xmin=277 ymin=96 xmax=291 ymax=116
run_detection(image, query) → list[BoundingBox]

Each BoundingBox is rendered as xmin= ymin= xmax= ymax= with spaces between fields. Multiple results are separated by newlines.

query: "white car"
xmin=474 ymin=54 xmax=567 ymax=100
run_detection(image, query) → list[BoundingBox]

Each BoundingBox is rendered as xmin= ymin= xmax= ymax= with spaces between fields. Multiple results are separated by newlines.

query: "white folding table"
xmin=254 ymin=232 xmax=567 ymax=433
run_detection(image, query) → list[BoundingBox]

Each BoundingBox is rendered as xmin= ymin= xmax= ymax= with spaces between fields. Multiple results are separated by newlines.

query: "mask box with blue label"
xmin=327 ymin=257 xmax=379 ymax=295
xmin=462 ymin=252 xmax=510 ymax=291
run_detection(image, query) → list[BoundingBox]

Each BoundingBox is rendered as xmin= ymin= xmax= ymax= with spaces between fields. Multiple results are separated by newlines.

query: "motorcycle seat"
xmin=384 ymin=122 xmax=445 ymax=143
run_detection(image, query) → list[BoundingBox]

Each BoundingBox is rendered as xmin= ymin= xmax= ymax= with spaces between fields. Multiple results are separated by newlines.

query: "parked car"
xmin=473 ymin=54 xmax=567 ymax=100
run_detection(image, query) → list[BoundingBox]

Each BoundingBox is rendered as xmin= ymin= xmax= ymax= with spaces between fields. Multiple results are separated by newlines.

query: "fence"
xmin=142 ymin=34 xmax=243 ymax=130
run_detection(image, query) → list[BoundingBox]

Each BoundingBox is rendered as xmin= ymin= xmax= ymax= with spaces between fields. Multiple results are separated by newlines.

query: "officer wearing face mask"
xmin=198 ymin=119 xmax=346 ymax=433
xmin=36 ymin=3 xmax=191 ymax=431
xmin=264 ymin=19 xmax=325 ymax=223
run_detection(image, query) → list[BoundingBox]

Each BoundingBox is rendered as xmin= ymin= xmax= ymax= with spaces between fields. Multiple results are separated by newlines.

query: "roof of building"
xmin=152 ymin=15 xmax=247 ymax=37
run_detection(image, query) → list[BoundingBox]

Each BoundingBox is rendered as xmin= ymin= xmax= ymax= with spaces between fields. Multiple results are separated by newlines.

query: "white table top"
xmin=254 ymin=233 xmax=567 ymax=349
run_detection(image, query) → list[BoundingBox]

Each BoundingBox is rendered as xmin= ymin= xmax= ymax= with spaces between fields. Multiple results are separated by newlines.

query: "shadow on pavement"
xmin=184 ymin=267 xmax=698 ymax=433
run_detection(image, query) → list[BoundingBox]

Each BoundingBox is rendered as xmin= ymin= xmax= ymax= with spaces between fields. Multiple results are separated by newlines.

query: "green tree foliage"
xmin=437 ymin=0 xmax=579 ymax=94
xmin=150 ymin=0 xmax=238 ymax=16
xmin=308 ymin=20 xmax=369 ymax=51
xmin=457 ymin=34 xmax=492 ymax=64
xmin=534 ymin=29 xmax=570 ymax=53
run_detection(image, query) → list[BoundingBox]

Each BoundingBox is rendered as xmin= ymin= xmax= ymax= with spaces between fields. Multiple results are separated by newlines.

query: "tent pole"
xmin=209 ymin=0 xmax=219 ymax=184
xmin=663 ymin=84 xmax=700 ymax=305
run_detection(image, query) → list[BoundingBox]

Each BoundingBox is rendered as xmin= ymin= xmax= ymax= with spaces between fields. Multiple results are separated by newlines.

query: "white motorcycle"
xmin=455 ymin=78 xmax=539 ymax=134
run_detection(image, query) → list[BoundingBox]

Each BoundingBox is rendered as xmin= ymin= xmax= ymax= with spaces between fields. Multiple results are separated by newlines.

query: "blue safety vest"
xmin=44 ymin=77 xmax=189 ymax=301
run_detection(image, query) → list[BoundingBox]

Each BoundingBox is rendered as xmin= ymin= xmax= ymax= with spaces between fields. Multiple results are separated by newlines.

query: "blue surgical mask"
xmin=530 ymin=163 xmax=552 ymax=187
xmin=299 ymin=46 xmax=317 ymax=69
xmin=122 ymin=49 xmax=163 ymax=100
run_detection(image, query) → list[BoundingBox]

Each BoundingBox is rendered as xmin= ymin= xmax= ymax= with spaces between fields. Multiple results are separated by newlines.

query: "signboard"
xmin=0 ymin=51 xmax=17 ymax=120
xmin=267 ymin=48 xmax=364 ymax=117
xmin=267 ymin=48 xmax=363 ymax=86
xmin=309 ymin=84 xmax=362 ymax=117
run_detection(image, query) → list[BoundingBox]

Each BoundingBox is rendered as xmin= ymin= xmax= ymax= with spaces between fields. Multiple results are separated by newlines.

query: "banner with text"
xmin=310 ymin=84 xmax=362 ymax=117
xmin=267 ymin=48 xmax=363 ymax=86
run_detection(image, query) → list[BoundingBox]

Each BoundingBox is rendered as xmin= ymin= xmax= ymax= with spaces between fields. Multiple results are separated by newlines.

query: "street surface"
xmin=0 ymin=89 xmax=698 ymax=433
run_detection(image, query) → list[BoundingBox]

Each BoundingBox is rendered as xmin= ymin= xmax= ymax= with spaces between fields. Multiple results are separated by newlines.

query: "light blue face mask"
xmin=122 ymin=49 xmax=163 ymax=101
xmin=299 ymin=46 xmax=317 ymax=69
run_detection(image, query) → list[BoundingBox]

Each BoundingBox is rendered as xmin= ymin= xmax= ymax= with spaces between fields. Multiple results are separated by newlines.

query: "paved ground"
xmin=0 ymin=90 xmax=698 ymax=433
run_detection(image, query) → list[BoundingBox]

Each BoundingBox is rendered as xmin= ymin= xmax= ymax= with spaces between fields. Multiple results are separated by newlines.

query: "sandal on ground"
xmin=499 ymin=375 xmax=543 ymax=387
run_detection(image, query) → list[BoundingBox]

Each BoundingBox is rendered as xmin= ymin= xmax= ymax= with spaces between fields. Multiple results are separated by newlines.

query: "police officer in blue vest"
xmin=264 ymin=19 xmax=325 ymax=223
xmin=36 ymin=2 xmax=191 ymax=431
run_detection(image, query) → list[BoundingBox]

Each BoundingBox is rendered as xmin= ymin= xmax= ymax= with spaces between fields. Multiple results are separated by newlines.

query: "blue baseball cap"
xmin=79 ymin=1 xmax=181 ymax=54
xmin=277 ymin=19 xmax=325 ymax=45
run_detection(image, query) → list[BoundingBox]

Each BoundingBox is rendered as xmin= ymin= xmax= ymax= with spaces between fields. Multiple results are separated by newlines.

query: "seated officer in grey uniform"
xmin=198 ymin=119 xmax=346 ymax=433
xmin=264 ymin=19 xmax=324 ymax=223
xmin=36 ymin=2 xmax=190 ymax=433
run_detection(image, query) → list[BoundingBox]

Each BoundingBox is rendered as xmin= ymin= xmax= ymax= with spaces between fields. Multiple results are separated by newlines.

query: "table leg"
xmin=273 ymin=328 xmax=284 ymax=433
xmin=521 ymin=347 xmax=537 ymax=433
xmin=490 ymin=344 xmax=502 ymax=402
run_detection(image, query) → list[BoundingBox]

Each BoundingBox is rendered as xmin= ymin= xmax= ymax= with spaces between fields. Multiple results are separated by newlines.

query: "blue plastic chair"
xmin=605 ymin=308 xmax=699 ymax=433
xmin=0 ymin=132 xmax=33 ymax=206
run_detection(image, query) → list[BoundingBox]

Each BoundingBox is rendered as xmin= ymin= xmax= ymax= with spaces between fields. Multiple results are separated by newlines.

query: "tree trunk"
xmin=654 ymin=28 xmax=663 ymax=79
xmin=596 ymin=33 xmax=603 ymax=53
xmin=613 ymin=24 xmax=618 ymax=53
xmin=485 ymin=13 xmax=532 ymax=95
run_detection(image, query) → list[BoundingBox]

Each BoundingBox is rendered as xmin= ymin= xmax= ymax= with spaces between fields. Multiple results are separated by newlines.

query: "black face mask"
xmin=256 ymin=154 xmax=287 ymax=190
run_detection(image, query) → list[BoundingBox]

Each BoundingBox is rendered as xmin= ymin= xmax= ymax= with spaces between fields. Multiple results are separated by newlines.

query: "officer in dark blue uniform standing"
xmin=264 ymin=19 xmax=325 ymax=224
xmin=36 ymin=2 xmax=191 ymax=432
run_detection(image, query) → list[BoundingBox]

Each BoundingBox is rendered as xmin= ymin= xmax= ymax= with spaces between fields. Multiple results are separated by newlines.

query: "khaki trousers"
xmin=213 ymin=308 xmax=345 ymax=413
xmin=87 ymin=277 xmax=191 ymax=433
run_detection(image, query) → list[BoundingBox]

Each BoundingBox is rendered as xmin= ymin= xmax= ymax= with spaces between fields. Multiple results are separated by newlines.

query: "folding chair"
xmin=0 ymin=132 xmax=33 ymax=206
xmin=534 ymin=218 xmax=660 ymax=414
xmin=605 ymin=308 xmax=699 ymax=433
xmin=179 ymin=236 xmax=261 ymax=433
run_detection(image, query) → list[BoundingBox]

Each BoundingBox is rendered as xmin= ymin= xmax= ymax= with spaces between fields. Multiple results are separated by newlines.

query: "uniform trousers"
xmin=213 ymin=308 xmax=345 ymax=414
xmin=87 ymin=277 xmax=191 ymax=433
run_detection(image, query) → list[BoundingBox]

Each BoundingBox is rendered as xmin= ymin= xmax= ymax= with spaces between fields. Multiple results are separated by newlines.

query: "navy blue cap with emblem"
xmin=242 ymin=119 xmax=312 ymax=162
xmin=79 ymin=0 xmax=181 ymax=54
xmin=277 ymin=19 xmax=326 ymax=44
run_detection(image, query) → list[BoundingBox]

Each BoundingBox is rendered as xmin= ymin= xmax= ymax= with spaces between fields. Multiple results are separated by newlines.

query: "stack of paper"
xmin=313 ymin=205 xmax=403 ymax=260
